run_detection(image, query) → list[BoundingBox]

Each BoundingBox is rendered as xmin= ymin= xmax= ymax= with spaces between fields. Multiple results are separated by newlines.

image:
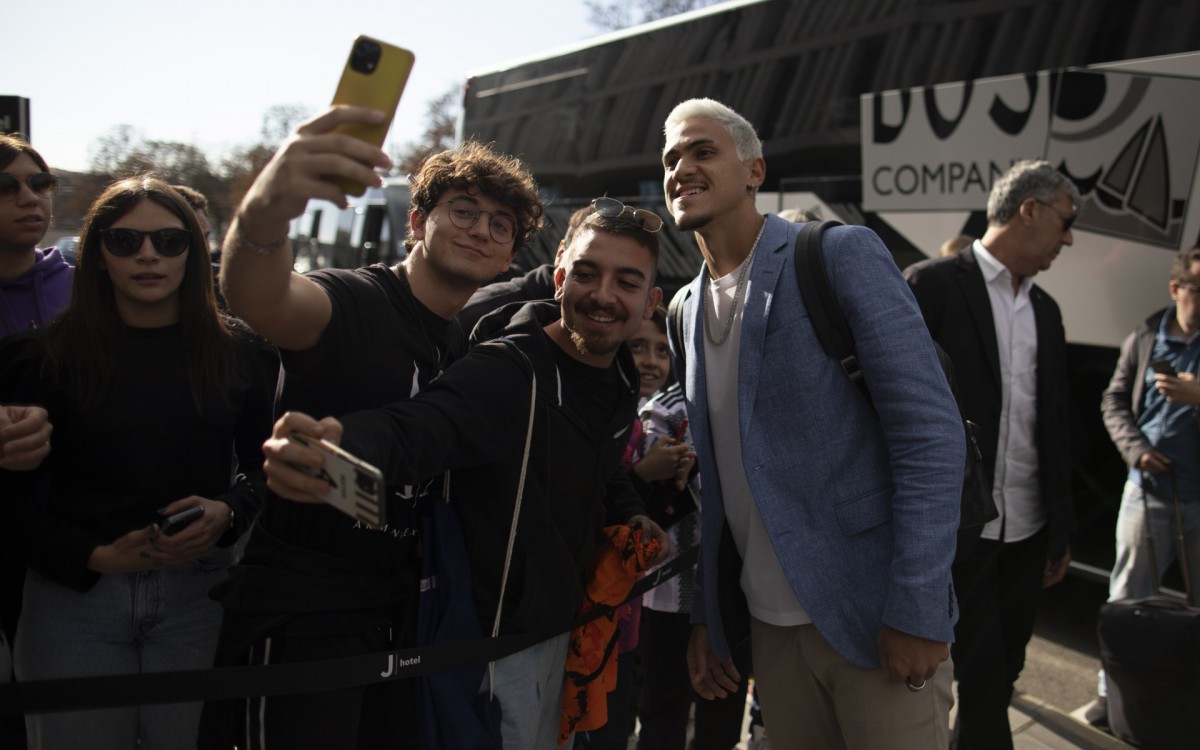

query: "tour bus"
xmin=288 ymin=176 xmax=411 ymax=272
xmin=458 ymin=0 xmax=1200 ymax=580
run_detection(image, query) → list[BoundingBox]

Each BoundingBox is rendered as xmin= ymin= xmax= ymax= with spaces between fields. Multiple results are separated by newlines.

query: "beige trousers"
xmin=750 ymin=617 xmax=954 ymax=749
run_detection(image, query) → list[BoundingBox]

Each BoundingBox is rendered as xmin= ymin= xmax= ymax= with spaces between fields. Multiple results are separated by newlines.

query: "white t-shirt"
xmin=703 ymin=255 xmax=810 ymax=626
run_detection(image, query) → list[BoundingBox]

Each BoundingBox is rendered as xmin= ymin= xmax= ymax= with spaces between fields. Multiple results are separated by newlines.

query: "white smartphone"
xmin=290 ymin=431 xmax=387 ymax=527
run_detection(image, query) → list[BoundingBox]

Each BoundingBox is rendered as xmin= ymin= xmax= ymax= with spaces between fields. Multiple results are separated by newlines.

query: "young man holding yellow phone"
xmin=206 ymin=105 xmax=543 ymax=750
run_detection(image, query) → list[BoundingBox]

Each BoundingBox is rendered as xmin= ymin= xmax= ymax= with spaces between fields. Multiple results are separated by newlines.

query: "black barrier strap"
xmin=0 ymin=544 xmax=697 ymax=715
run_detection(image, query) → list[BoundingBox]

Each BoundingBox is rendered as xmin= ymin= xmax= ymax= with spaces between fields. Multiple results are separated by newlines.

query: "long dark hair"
xmin=0 ymin=133 xmax=49 ymax=172
xmin=42 ymin=175 xmax=233 ymax=412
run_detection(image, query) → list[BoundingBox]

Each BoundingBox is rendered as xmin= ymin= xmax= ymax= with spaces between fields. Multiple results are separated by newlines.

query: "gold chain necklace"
xmin=703 ymin=217 xmax=767 ymax=346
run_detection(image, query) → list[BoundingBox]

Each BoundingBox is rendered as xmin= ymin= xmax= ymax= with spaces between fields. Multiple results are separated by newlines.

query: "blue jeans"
xmin=483 ymin=631 xmax=573 ymax=750
xmin=16 ymin=547 xmax=234 ymax=750
xmin=1110 ymin=479 xmax=1200 ymax=605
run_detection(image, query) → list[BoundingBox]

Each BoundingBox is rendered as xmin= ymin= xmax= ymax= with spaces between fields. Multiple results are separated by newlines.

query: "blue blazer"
xmin=672 ymin=215 xmax=963 ymax=668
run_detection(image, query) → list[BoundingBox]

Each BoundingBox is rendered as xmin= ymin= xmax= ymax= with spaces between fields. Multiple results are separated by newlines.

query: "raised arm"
xmin=221 ymin=106 xmax=392 ymax=351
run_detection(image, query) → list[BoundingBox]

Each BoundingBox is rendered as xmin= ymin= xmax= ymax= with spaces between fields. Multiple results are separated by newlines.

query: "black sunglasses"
xmin=1035 ymin=199 xmax=1076 ymax=233
xmin=591 ymin=197 xmax=664 ymax=233
xmin=100 ymin=228 xmax=193 ymax=257
xmin=0 ymin=172 xmax=58 ymax=199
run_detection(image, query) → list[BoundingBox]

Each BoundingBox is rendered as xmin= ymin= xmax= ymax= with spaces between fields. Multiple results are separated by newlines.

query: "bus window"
xmin=309 ymin=210 xmax=323 ymax=242
xmin=379 ymin=214 xmax=393 ymax=263
xmin=359 ymin=206 xmax=387 ymax=265
xmin=334 ymin=208 xmax=359 ymax=268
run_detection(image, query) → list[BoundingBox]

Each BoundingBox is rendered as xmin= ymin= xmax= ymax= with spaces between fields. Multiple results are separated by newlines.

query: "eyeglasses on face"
xmin=0 ymin=172 xmax=58 ymax=199
xmin=1175 ymin=281 xmax=1200 ymax=294
xmin=100 ymin=228 xmax=192 ymax=257
xmin=590 ymin=197 xmax=664 ymax=233
xmin=1035 ymin=199 xmax=1077 ymax=233
xmin=433 ymin=197 xmax=517 ymax=244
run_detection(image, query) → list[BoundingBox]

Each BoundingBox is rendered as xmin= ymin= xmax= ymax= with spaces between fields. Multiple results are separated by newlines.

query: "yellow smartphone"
xmin=329 ymin=35 xmax=415 ymax=196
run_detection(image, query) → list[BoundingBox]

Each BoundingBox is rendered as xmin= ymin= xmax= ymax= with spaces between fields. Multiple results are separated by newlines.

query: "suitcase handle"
xmin=1139 ymin=465 xmax=1193 ymax=600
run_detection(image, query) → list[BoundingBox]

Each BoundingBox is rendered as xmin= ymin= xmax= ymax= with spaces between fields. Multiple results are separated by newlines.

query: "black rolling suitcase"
xmin=1097 ymin=469 xmax=1200 ymax=749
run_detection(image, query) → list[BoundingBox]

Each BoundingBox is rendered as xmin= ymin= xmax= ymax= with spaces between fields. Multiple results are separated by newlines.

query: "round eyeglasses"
xmin=590 ymin=197 xmax=664 ymax=233
xmin=433 ymin=197 xmax=517 ymax=244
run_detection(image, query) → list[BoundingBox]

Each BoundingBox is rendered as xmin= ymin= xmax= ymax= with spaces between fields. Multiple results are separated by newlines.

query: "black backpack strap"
xmin=792 ymin=220 xmax=868 ymax=398
xmin=667 ymin=286 xmax=691 ymax=395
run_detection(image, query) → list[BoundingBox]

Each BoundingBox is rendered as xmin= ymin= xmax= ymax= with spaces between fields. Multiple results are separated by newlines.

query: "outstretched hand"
xmin=262 ymin=411 xmax=345 ymax=504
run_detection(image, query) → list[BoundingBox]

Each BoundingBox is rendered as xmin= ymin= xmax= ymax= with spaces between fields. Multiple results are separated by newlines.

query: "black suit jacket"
xmin=904 ymin=247 xmax=1073 ymax=561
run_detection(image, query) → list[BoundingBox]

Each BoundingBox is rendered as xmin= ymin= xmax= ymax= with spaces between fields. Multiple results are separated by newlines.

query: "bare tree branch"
xmin=584 ymin=0 xmax=721 ymax=32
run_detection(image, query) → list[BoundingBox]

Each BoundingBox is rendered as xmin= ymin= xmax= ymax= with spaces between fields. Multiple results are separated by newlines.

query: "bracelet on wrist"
xmin=232 ymin=217 xmax=288 ymax=255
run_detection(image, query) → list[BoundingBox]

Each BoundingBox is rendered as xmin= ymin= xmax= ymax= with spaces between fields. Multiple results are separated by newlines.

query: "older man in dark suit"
xmin=904 ymin=159 xmax=1078 ymax=750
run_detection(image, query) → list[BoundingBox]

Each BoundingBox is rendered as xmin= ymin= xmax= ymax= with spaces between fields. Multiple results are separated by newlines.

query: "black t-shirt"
xmin=255 ymin=264 xmax=465 ymax=575
xmin=549 ymin=336 xmax=622 ymax=445
xmin=0 ymin=324 xmax=276 ymax=591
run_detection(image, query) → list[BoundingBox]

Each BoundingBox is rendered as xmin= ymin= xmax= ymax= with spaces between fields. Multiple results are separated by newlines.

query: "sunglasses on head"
xmin=100 ymin=228 xmax=192 ymax=257
xmin=0 ymin=172 xmax=58 ymax=199
xmin=590 ymin=197 xmax=664 ymax=233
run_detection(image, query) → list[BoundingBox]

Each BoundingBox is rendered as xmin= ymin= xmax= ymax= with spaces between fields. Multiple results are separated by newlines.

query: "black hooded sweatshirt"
xmin=339 ymin=300 xmax=646 ymax=636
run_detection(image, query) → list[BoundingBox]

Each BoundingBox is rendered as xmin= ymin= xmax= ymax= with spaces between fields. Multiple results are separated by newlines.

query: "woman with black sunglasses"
xmin=0 ymin=175 xmax=277 ymax=750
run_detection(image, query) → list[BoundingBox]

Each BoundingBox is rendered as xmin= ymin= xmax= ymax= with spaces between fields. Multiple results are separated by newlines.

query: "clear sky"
xmin=4 ymin=0 xmax=601 ymax=172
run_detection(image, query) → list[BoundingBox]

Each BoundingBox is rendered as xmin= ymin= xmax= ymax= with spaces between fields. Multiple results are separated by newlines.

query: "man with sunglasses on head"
xmin=260 ymin=201 xmax=671 ymax=750
xmin=904 ymin=159 xmax=1077 ymax=749
xmin=203 ymin=106 xmax=543 ymax=750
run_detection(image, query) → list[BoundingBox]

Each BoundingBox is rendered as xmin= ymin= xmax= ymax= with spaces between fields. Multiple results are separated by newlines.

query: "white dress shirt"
xmin=974 ymin=241 xmax=1045 ymax=542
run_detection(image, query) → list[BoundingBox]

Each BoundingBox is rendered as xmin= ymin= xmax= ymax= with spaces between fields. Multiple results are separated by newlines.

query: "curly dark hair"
xmin=406 ymin=141 xmax=543 ymax=251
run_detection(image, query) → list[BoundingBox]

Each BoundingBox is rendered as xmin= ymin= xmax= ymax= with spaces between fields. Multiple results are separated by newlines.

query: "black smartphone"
xmin=160 ymin=506 xmax=204 ymax=536
xmin=1150 ymin=359 xmax=1177 ymax=377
